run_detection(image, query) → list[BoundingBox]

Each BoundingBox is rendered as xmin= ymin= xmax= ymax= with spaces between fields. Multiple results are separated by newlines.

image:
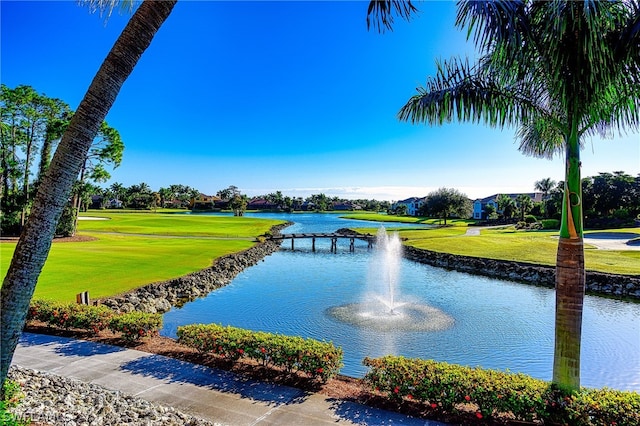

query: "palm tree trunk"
xmin=0 ymin=0 xmax=176 ymax=392
xmin=553 ymin=126 xmax=585 ymax=391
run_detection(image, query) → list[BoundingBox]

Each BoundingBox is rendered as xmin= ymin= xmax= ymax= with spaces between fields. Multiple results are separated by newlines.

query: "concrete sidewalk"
xmin=12 ymin=333 xmax=446 ymax=425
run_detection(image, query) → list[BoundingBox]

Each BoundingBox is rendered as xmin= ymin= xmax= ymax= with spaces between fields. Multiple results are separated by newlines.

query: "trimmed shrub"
xmin=363 ymin=355 xmax=640 ymax=425
xmin=27 ymin=300 xmax=113 ymax=334
xmin=27 ymin=300 xmax=162 ymax=342
xmin=541 ymin=219 xmax=560 ymax=229
xmin=177 ymin=323 xmax=343 ymax=382
xmin=524 ymin=214 xmax=537 ymax=224
xmin=108 ymin=311 xmax=162 ymax=342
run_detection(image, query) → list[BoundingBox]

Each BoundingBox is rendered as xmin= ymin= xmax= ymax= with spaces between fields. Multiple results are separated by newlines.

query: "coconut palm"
xmin=0 ymin=0 xmax=176 ymax=391
xmin=368 ymin=0 xmax=640 ymax=390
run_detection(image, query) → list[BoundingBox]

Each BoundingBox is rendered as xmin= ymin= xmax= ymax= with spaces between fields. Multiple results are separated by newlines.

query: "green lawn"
xmin=372 ymin=225 xmax=640 ymax=275
xmin=0 ymin=213 xmax=284 ymax=302
xmin=342 ymin=212 xmax=473 ymax=226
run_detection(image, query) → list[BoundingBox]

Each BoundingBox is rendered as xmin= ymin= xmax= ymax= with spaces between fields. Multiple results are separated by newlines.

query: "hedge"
xmin=27 ymin=300 xmax=162 ymax=342
xmin=177 ymin=323 xmax=343 ymax=382
xmin=363 ymin=355 xmax=640 ymax=425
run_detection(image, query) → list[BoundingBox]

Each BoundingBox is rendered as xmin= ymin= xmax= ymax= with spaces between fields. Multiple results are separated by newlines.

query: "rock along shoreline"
xmin=100 ymin=223 xmax=291 ymax=314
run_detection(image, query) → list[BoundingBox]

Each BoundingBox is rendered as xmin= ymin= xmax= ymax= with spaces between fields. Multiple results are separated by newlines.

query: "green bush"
xmin=524 ymin=214 xmax=537 ymax=224
xmin=27 ymin=300 xmax=162 ymax=342
xmin=363 ymin=355 xmax=640 ymax=425
xmin=541 ymin=219 xmax=560 ymax=229
xmin=1 ymin=379 xmax=29 ymax=426
xmin=108 ymin=311 xmax=162 ymax=342
xmin=177 ymin=323 xmax=343 ymax=382
xmin=28 ymin=300 xmax=113 ymax=334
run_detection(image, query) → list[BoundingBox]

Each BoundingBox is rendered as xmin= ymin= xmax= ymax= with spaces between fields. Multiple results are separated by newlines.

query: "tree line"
xmin=81 ymin=183 xmax=393 ymax=216
xmin=1 ymin=84 xmax=123 ymax=236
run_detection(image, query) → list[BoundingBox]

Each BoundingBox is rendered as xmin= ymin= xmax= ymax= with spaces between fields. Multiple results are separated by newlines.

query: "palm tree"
xmin=516 ymin=194 xmax=533 ymax=221
xmin=535 ymin=177 xmax=556 ymax=199
xmin=496 ymin=193 xmax=516 ymax=220
xmin=0 ymin=0 xmax=176 ymax=391
xmin=368 ymin=0 xmax=640 ymax=390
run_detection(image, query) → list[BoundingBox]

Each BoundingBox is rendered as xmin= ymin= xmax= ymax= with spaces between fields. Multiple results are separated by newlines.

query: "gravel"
xmin=7 ymin=366 xmax=222 ymax=426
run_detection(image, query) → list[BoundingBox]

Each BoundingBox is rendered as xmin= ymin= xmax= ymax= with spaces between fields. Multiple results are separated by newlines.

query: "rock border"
xmin=101 ymin=223 xmax=291 ymax=313
xmin=404 ymin=245 xmax=640 ymax=300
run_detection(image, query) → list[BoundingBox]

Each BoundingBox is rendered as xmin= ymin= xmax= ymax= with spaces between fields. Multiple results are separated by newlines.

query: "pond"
xmin=161 ymin=213 xmax=640 ymax=392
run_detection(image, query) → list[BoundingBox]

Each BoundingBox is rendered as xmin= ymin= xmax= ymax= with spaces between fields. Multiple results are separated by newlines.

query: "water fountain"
xmin=327 ymin=227 xmax=454 ymax=332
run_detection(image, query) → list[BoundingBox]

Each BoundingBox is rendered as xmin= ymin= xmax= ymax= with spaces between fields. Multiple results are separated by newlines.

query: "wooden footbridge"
xmin=268 ymin=232 xmax=376 ymax=252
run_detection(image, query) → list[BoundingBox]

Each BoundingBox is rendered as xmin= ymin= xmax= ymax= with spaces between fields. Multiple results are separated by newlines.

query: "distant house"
xmin=192 ymin=193 xmax=221 ymax=210
xmin=473 ymin=192 xmax=543 ymax=219
xmin=247 ymin=198 xmax=278 ymax=210
xmin=332 ymin=201 xmax=361 ymax=211
xmin=392 ymin=197 xmax=426 ymax=216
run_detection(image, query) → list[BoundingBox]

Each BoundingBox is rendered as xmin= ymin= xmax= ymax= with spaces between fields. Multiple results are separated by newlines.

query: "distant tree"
xmin=496 ymin=194 xmax=516 ymax=220
xmin=394 ymin=203 xmax=408 ymax=216
xmin=158 ymin=187 xmax=172 ymax=208
xmin=483 ymin=203 xmax=497 ymax=220
xmin=230 ymin=193 xmax=248 ymax=216
xmin=535 ymin=178 xmax=556 ymax=199
xmin=516 ymin=194 xmax=534 ymax=221
xmin=126 ymin=182 xmax=154 ymax=209
xmin=109 ymin=182 xmax=125 ymax=207
xmin=424 ymin=187 xmax=471 ymax=225
xmin=71 ymin=121 xmax=124 ymax=232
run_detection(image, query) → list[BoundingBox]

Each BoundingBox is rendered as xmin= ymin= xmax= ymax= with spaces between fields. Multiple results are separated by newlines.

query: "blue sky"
xmin=2 ymin=1 xmax=638 ymax=201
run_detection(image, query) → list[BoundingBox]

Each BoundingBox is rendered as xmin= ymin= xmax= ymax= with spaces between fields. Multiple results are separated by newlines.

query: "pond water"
xmin=161 ymin=213 xmax=640 ymax=391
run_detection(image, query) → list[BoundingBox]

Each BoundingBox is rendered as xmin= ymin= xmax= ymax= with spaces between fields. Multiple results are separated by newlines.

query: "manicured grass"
xmin=78 ymin=211 xmax=282 ymax=238
xmin=1 ymin=213 xmax=285 ymax=302
xmin=342 ymin=213 xmax=473 ymax=226
xmin=389 ymin=226 xmax=640 ymax=275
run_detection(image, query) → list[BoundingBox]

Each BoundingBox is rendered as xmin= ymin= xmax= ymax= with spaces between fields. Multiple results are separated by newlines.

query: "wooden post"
xmin=312 ymin=237 xmax=316 ymax=252
xmin=76 ymin=291 xmax=89 ymax=305
xmin=331 ymin=238 xmax=337 ymax=253
xmin=350 ymin=237 xmax=355 ymax=252
xmin=291 ymin=237 xmax=294 ymax=250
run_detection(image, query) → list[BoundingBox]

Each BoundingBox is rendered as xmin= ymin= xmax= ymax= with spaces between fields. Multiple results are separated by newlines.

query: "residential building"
xmin=192 ymin=193 xmax=221 ymax=210
xmin=392 ymin=197 xmax=426 ymax=216
xmin=473 ymin=192 xmax=544 ymax=219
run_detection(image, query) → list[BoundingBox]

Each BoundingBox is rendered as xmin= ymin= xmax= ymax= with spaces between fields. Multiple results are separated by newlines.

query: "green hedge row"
xmin=177 ymin=323 xmax=343 ymax=382
xmin=27 ymin=300 xmax=162 ymax=342
xmin=363 ymin=355 xmax=640 ymax=425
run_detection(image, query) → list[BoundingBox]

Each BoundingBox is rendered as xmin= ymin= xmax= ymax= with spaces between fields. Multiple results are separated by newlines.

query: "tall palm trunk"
xmin=0 ymin=0 xmax=176 ymax=391
xmin=553 ymin=123 xmax=585 ymax=391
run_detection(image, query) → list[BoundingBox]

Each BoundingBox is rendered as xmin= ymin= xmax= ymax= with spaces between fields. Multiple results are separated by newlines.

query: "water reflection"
xmin=162 ymin=213 xmax=640 ymax=391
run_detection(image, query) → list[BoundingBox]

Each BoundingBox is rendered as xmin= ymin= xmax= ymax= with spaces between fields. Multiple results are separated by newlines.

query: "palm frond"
xmin=455 ymin=0 xmax=529 ymax=55
xmin=398 ymin=57 xmax=550 ymax=130
xmin=79 ymin=0 xmax=137 ymax=19
xmin=516 ymin=118 xmax=565 ymax=160
xmin=366 ymin=0 xmax=419 ymax=32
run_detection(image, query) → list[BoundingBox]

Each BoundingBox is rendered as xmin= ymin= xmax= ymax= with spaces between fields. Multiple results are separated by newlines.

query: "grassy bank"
xmin=353 ymin=225 xmax=640 ymax=275
xmin=0 ymin=212 xmax=285 ymax=302
xmin=341 ymin=212 xmax=473 ymax=226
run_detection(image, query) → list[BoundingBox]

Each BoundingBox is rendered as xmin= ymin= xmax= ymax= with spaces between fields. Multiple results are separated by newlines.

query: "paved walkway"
xmin=13 ymin=333 xmax=446 ymax=426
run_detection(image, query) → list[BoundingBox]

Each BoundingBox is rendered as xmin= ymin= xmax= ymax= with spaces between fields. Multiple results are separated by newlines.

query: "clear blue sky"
xmin=2 ymin=1 xmax=638 ymax=201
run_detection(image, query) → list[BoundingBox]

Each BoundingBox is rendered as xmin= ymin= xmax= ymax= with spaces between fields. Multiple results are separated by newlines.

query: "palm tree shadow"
xmin=119 ymin=354 xmax=308 ymax=405
xmin=19 ymin=332 xmax=124 ymax=357
xmin=327 ymin=398 xmax=444 ymax=425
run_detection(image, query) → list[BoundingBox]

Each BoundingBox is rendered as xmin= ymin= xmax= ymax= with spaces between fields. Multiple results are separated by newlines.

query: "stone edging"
xmin=403 ymin=245 xmax=640 ymax=300
xmin=101 ymin=223 xmax=291 ymax=313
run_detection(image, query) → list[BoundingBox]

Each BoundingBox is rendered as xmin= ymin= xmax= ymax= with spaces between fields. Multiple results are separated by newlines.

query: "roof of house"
xmin=475 ymin=192 xmax=544 ymax=203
